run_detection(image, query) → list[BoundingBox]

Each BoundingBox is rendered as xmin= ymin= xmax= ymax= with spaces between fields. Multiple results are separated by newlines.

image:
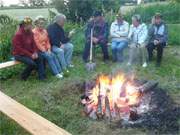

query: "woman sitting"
xmin=12 ymin=17 xmax=46 ymax=80
xmin=33 ymin=15 xmax=63 ymax=79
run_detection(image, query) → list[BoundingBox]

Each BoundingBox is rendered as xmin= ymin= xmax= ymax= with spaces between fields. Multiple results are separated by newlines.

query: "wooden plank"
xmin=0 ymin=91 xmax=71 ymax=135
xmin=0 ymin=61 xmax=21 ymax=69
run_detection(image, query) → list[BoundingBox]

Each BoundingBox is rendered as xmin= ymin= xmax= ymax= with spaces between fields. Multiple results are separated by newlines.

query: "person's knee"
xmin=66 ymin=43 xmax=73 ymax=51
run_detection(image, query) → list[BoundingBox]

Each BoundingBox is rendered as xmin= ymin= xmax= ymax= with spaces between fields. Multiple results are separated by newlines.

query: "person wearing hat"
xmin=110 ymin=12 xmax=129 ymax=62
xmin=83 ymin=11 xmax=109 ymax=63
xmin=47 ymin=13 xmax=74 ymax=72
xmin=33 ymin=15 xmax=63 ymax=79
xmin=127 ymin=14 xmax=148 ymax=67
xmin=12 ymin=17 xmax=46 ymax=80
xmin=147 ymin=13 xmax=168 ymax=67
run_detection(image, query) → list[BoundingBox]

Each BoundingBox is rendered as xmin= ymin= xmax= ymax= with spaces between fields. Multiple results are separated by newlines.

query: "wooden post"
xmin=0 ymin=91 xmax=71 ymax=135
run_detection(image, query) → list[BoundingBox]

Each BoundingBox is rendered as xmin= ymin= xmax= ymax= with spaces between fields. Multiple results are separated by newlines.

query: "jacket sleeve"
xmin=12 ymin=34 xmax=33 ymax=57
xmin=45 ymin=31 xmax=51 ymax=50
xmin=116 ymin=23 xmax=129 ymax=37
xmin=138 ymin=25 xmax=148 ymax=44
xmin=85 ymin=22 xmax=92 ymax=41
xmin=128 ymin=25 xmax=133 ymax=40
xmin=110 ymin=22 xmax=120 ymax=38
xmin=33 ymin=32 xmax=46 ymax=52
xmin=47 ymin=26 xmax=61 ymax=47
xmin=98 ymin=22 xmax=109 ymax=43
xmin=159 ymin=24 xmax=168 ymax=43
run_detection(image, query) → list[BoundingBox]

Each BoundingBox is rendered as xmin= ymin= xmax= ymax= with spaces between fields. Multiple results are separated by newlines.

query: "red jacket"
xmin=12 ymin=27 xmax=37 ymax=57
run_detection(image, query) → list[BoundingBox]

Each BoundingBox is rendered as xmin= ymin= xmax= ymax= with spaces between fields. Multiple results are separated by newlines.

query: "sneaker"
xmin=127 ymin=62 xmax=131 ymax=66
xmin=142 ymin=62 xmax=147 ymax=68
xmin=68 ymin=64 xmax=74 ymax=68
xmin=65 ymin=69 xmax=69 ymax=73
xmin=55 ymin=74 xmax=63 ymax=79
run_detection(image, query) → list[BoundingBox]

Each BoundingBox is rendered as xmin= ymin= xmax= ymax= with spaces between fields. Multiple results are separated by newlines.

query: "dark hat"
xmin=154 ymin=13 xmax=162 ymax=19
xmin=93 ymin=11 xmax=102 ymax=17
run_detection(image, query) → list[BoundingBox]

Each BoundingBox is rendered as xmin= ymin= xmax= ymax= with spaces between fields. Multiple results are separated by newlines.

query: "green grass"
xmin=0 ymin=8 xmax=57 ymax=20
xmin=0 ymin=46 xmax=180 ymax=135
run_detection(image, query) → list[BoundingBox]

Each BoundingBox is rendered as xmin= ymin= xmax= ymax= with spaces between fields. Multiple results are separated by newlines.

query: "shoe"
xmin=142 ymin=62 xmax=147 ymax=68
xmin=68 ymin=64 xmax=74 ymax=68
xmin=127 ymin=62 xmax=131 ymax=66
xmin=65 ymin=69 xmax=69 ymax=73
xmin=55 ymin=74 xmax=63 ymax=79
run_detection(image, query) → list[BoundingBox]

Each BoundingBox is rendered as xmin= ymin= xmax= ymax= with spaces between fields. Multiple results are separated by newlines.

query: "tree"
xmin=19 ymin=0 xmax=29 ymax=7
xmin=0 ymin=0 xmax=4 ymax=7
xmin=52 ymin=0 xmax=120 ymax=22
xmin=28 ymin=0 xmax=47 ymax=7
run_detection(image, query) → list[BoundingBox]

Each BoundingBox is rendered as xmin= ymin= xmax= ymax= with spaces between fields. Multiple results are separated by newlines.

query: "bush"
xmin=0 ymin=15 xmax=18 ymax=62
xmin=168 ymin=24 xmax=180 ymax=45
xmin=124 ymin=3 xmax=180 ymax=24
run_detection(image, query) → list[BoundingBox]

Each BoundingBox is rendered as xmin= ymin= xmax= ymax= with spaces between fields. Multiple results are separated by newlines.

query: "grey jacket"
xmin=148 ymin=22 xmax=168 ymax=44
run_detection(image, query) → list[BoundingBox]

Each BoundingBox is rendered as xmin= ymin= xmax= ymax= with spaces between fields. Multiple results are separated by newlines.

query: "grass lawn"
xmin=0 ymin=8 xmax=57 ymax=20
xmin=0 ymin=45 xmax=180 ymax=135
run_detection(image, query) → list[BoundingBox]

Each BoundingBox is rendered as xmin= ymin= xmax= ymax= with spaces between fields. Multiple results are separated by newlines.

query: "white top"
xmin=110 ymin=20 xmax=129 ymax=42
xmin=128 ymin=23 xmax=148 ymax=45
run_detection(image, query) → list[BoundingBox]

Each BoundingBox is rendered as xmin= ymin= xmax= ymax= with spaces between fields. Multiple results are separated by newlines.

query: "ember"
xmin=81 ymin=72 xmax=180 ymax=134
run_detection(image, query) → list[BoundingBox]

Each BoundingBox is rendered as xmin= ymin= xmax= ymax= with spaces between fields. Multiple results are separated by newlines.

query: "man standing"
xmin=147 ymin=13 xmax=168 ymax=67
xmin=83 ymin=11 xmax=109 ymax=63
xmin=110 ymin=12 xmax=129 ymax=62
xmin=47 ymin=13 xmax=74 ymax=73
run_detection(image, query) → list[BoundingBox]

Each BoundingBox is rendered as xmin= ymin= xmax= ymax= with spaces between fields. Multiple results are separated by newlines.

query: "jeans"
xmin=52 ymin=43 xmax=73 ymax=70
xmin=38 ymin=52 xmax=62 ymax=75
xmin=147 ymin=42 xmax=165 ymax=63
xmin=128 ymin=43 xmax=147 ymax=64
xmin=111 ymin=40 xmax=128 ymax=62
xmin=14 ymin=55 xmax=45 ymax=80
xmin=82 ymin=41 xmax=109 ymax=62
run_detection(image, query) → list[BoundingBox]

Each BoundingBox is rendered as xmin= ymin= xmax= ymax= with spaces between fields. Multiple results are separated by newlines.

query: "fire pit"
xmin=81 ymin=72 xmax=180 ymax=133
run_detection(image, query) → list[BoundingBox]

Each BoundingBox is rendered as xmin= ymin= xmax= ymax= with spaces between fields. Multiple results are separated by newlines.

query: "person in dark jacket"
xmin=12 ymin=17 xmax=46 ymax=80
xmin=82 ymin=11 xmax=109 ymax=63
xmin=147 ymin=13 xmax=168 ymax=67
xmin=47 ymin=13 xmax=74 ymax=72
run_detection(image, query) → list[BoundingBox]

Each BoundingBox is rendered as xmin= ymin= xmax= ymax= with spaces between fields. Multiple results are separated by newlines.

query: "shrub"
xmin=0 ymin=15 xmax=18 ymax=62
xmin=124 ymin=3 xmax=180 ymax=24
xmin=168 ymin=24 xmax=180 ymax=45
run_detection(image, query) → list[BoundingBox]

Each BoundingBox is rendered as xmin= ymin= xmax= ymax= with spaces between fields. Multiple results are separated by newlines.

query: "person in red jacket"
xmin=12 ymin=17 xmax=45 ymax=80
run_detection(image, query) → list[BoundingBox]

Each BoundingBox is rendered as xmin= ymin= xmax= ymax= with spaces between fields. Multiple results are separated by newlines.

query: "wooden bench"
xmin=0 ymin=90 xmax=71 ymax=135
xmin=0 ymin=61 xmax=21 ymax=69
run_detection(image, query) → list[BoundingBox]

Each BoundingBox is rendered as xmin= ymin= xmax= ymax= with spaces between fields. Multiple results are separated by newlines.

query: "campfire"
xmin=81 ymin=72 xmax=180 ymax=133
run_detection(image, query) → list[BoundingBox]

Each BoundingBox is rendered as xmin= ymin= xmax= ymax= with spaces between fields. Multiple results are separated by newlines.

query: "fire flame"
xmin=89 ymin=73 xmax=140 ymax=113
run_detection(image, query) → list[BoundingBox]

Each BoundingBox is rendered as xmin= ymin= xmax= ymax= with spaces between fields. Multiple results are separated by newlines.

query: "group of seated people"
xmin=12 ymin=11 xmax=168 ymax=81
xmin=12 ymin=14 xmax=73 ymax=80
xmin=83 ymin=11 xmax=168 ymax=68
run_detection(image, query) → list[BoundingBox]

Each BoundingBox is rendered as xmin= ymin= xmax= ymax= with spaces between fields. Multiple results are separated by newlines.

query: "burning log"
xmin=136 ymin=81 xmax=158 ymax=93
xmin=105 ymin=95 xmax=111 ymax=120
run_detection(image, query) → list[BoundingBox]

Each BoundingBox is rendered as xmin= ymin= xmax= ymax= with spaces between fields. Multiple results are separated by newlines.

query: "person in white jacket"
xmin=127 ymin=14 xmax=148 ymax=67
xmin=110 ymin=13 xmax=129 ymax=62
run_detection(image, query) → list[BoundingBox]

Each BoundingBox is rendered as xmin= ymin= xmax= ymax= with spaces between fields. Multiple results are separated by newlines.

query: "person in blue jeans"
xmin=12 ymin=17 xmax=45 ymax=80
xmin=47 ymin=14 xmax=74 ymax=72
xmin=33 ymin=16 xmax=63 ymax=79
xmin=110 ymin=13 xmax=129 ymax=62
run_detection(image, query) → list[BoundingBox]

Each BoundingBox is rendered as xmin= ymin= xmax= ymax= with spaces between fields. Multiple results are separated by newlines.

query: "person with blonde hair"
xmin=12 ymin=17 xmax=46 ymax=80
xmin=33 ymin=15 xmax=63 ymax=79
